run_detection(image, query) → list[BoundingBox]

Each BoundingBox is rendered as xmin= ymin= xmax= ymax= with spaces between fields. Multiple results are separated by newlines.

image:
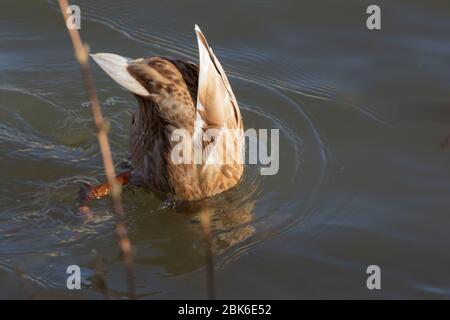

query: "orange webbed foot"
xmin=77 ymin=172 xmax=131 ymax=214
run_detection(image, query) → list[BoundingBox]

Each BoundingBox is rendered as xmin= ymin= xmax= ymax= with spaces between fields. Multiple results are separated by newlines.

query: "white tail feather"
xmin=90 ymin=53 xmax=150 ymax=97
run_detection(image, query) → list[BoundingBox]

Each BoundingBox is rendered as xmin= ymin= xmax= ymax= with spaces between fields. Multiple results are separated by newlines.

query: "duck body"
xmin=92 ymin=26 xmax=244 ymax=201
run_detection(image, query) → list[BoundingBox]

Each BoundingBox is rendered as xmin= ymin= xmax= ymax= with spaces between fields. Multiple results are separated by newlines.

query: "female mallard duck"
xmin=86 ymin=25 xmax=244 ymax=202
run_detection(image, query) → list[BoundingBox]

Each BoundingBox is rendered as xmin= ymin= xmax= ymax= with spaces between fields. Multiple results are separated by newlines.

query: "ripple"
xmin=44 ymin=0 xmax=335 ymax=279
xmin=1 ymin=0 xmax=409 ymax=298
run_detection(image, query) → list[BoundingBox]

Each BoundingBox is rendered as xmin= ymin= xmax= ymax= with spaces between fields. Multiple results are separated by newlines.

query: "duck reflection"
xmin=126 ymin=179 xmax=257 ymax=276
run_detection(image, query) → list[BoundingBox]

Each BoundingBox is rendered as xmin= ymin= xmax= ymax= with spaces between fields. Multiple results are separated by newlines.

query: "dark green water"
xmin=1 ymin=0 xmax=450 ymax=299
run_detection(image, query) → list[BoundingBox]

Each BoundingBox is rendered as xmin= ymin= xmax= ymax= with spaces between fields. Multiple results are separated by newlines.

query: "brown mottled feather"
xmin=92 ymin=27 xmax=244 ymax=201
xmin=127 ymin=56 xmax=243 ymax=200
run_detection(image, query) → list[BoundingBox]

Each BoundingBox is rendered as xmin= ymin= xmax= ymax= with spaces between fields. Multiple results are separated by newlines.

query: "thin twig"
xmin=92 ymin=255 xmax=112 ymax=300
xmin=199 ymin=209 xmax=216 ymax=300
xmin=57 ymin=0 xmax=135 ymax=299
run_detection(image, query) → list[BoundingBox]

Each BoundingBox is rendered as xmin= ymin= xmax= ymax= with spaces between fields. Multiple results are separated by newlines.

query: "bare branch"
xmin=57 ymin=0 xmax=135 ymax=299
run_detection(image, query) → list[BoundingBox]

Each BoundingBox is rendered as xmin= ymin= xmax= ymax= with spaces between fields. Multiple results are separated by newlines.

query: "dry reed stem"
xmin=92 ymin=255 xmax=112 ymax=300
xmin=199 ymin=209 xmax=216 ymax=300
xmin=57 ymin=0 xmax=135 ymax=299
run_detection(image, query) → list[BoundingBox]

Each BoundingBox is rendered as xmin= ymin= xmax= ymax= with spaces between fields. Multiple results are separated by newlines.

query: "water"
xmin=1 ymin=0 xmax=450 ymax=299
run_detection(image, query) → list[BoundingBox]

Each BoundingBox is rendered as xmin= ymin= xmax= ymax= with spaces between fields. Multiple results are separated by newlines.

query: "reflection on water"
xmin=1 ymin=0 xmax=450 ymax=298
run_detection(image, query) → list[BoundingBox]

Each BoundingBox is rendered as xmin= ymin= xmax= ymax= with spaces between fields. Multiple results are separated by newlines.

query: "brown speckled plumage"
xmin=91 ymin=26 xmax=244 ymax=201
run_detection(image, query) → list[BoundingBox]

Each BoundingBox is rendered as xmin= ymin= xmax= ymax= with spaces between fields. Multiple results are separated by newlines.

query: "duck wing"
xmin=194 ymin=25 xmax=243 ymax=167
xmin=194 ymin=25 xmax=242 ymax=132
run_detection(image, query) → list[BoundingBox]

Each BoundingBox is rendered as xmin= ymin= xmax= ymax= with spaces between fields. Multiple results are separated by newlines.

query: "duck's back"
xmin=128 ymin=56 xmax=243 ymax=201
xmin=127 ymin=57 xmax=198 ymax=198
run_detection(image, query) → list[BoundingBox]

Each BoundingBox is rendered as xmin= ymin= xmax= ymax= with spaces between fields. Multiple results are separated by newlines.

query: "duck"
xmin=85 ymin=25 xmax=244 ymax=202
